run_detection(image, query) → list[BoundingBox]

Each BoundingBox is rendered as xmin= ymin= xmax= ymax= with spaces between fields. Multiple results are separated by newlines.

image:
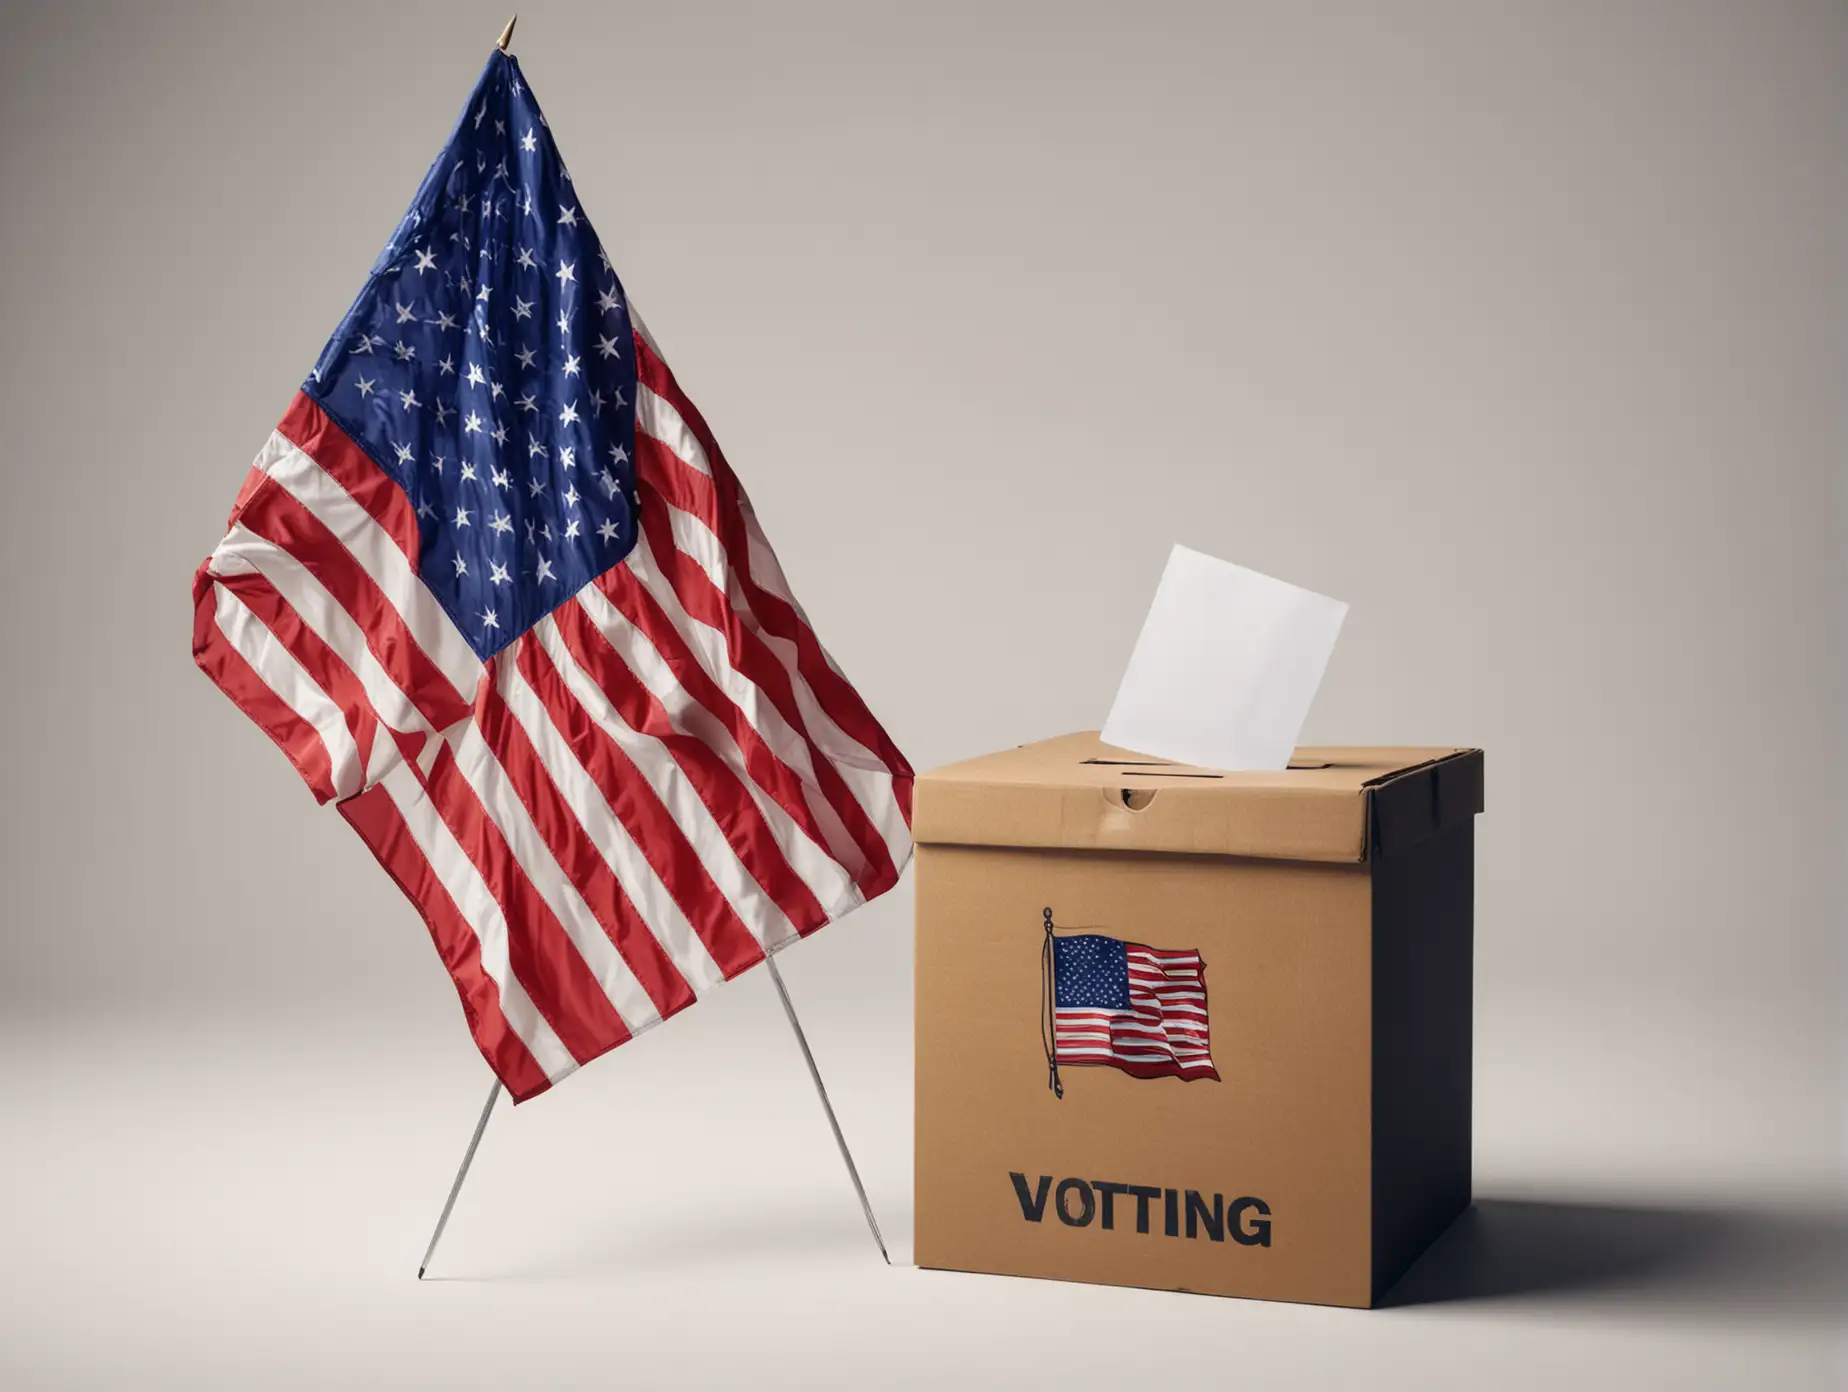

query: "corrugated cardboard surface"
xmin=914 ymin=843 xmax=1376 ymax=1306
xmin=914 ymin=733 xmax=1477 ymax=863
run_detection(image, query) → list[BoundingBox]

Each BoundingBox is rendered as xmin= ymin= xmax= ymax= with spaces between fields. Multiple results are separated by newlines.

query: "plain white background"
xmin=0 ymin=1 xmax=1841 ymax=1386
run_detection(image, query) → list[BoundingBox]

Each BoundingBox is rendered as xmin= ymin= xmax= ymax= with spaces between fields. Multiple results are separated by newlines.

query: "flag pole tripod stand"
xmin=416 ymin=955 xmax=887 ymax=1277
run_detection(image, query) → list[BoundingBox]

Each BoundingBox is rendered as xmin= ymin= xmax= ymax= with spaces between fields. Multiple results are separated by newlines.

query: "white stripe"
xmin=257 ymin=432 xmax=483 ymax=700
xmin=570 ymin=585 xmax=860 ymax=917
xmin=378 ymin=764 xmax=576 ymax=1084
xmin=635 ymin=401 xmax=911 ymax=877
xmin=445 ymin=724 xmax=664 ymax=1034
xmin=494 ymin=648 xmax=729 ymax=992
xmin=212 ymin=525 xmax=433 ymax=741
xmin=212 ymin=581 xmax=363 ymax=799
xmin=533 ymin=616 xmax=800 ymax=953
xmin=611 ymin=533 xmax=872 ymax=889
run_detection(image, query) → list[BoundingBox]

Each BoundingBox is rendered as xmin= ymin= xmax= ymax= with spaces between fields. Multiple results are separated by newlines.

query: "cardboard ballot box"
xmin=913 ymin=733 xmax=1484 ymax=1307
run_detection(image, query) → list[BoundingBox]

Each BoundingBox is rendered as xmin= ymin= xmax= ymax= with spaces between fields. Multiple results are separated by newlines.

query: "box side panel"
xmin=1370 ymin=819 xmax=1475 ymax=1301
xmin=916 ymin=843 xmax=1374 ymax=1306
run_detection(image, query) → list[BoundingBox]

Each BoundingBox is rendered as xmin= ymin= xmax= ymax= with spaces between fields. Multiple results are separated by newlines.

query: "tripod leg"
xmin=765 ymin=955 xmax=890 ymax=1264
xmin=417 ymin=1078 xmax=503 ymax=1278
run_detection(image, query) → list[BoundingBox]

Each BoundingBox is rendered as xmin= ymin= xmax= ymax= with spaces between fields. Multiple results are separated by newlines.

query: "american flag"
xmin=1050 ymin=934 xmax=1219 ymax=1083
xmin=192 ymin=49 xmax=913 ymax=1102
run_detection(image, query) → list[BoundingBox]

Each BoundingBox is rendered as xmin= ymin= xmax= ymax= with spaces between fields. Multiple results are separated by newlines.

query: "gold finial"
xmin=496 ymin=14 xmax=518 ymax=52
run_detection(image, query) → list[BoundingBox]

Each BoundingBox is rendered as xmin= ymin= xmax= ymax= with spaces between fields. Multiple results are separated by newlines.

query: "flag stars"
xmin=516 ymin=390 xmax=538 ymax=414
xmin=392 ymin=442 xmax=415 ymax=466
xmin=556 ymin=309 xmax=572 ymax=336
xmin=480 ymin=607 xmax=499 ymax=631
xmin=489 ymin=511 xmax=512 ymax=535
xmin=459 ymin=461 xmax=478 ymax=483
xmin=433 ymin=401 xmax=454 ymax=427
xmin=515 ymin=246 xmax=536 ymax=270
xmin=465 ymin=363 xmax=486 ymax=388
xmin=520 ymin=128 xmax=538 ymax=153
xmin=562 ymin=354 xmax=581 ymax=378
xmin=394 ymin=301 xmax=418 ymax=324
xmin=488 ymin=560 xmax=511 ymax=586
xmin=413 ymin=247 xmax=438 ymax=274
xmin=527 ymin=436 xmax=548 ymax=459
xmin=463 ymin=410 xmax=484 ymax=435
xmin=597 ymin=519 xmax=621 ymax=542
xmin=394 ymin=340 xmax=416 ymax=361
xmin=515 ymin=345 xmax=537 ymax=369
xmin=416 ymin=498 xmax=436 ymax=520
xmin=557 ymin=205 xmax=579 ymax=228
xmin=438 ymin=354 xmax=456 ymax=376
xmin=594 ymin=334 xmax=619 ymax=360
xmin=563 ymin=518 xmax=581 ymax=540
xmin=558 ymin=445 xmax=575 ymax=469
xmin=453 ymin=554 xmax=468 ymax=577
xmin=529 ymin=478 xmax=547 ymax=498
xmin=356 ymin=376 xmax=377 ymax=399
xmin=398 ymin=387 xmax=420 ymax=411
xmin=596 ymin=284 xmax=621 ymax=314
xmin=490 ymin=422 xmax=510 ymax=446
xmin=512 ymin=296 xmax=534 ymax=320
xmin=562 ymin=484 xmax=580 ymax=509
xmin=490 ymin=465 xmax=510 ymax=490
xmin=555 ymin=259 xmax=576 ymax=287
xmin=453 ymin=504 xmax=471 ymax=528
xmin=536 ymin=556 xmax=557 ymax=583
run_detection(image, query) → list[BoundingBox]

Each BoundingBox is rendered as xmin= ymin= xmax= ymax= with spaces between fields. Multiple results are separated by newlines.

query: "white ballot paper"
xmin=1102 ymin=545 xmax=1349 ymax=772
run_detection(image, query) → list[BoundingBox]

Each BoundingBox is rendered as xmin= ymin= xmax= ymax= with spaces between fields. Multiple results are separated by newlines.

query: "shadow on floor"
xmin=1382 ymin=1196 xmax=1848 ymax=1327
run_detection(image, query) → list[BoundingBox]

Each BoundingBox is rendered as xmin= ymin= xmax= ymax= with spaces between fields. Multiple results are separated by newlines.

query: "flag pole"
xmin=496 ymin=14 xmax=518 ymax=52
xmin=765 ymin=955 xmax=891 ymax=1264
xmin=417 ymin=1078 xmax=502 ymax=1278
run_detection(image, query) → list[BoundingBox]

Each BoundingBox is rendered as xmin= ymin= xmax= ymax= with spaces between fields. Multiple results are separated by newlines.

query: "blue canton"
xmin=1053 ymin=934 xmax=1130 ymax=1010
xmin=306 ymin=50 xmax=639 ymax=660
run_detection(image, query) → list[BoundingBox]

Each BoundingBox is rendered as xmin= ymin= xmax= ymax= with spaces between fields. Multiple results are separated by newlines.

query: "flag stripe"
xmin=562 ymin=585 xmax=854 ymax=923
xmin=624 ymin=502 xmax=897 ymax=896
xmin=627 ymin=441 xmax=911 ymax=880
xmin=589 ymin=555 xmax=868 ymax=907
xmin=520 ymin=621 xmax=798 ymax=963
xmin=193 ymin=570 xmax=339 ymax=802
xmin=420 ymin=745 xmax=640 ymax=1061
xmin=339 ymin=782 xmax=557 ymax=1100
xmin=634 ymin=341 xmax=915 ymax=822
xmin=494 ymin=642 xmax=750 ymax=987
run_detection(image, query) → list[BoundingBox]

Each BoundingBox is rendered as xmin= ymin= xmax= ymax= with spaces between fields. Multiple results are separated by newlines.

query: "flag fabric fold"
xmin=192 ymin=50 xmax=913 ymax=1101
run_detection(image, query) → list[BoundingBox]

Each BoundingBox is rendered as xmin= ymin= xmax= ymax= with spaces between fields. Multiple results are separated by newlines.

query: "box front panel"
xmin=915 ymin=844 xmax=1373 ymax=1306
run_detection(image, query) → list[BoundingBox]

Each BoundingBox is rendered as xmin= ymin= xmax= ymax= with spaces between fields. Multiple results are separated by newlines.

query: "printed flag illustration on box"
xmin=191 ymin=49 xmax=913 ymax=1102
xmin=1043 ymin=927 xmax=1219 ymax=1093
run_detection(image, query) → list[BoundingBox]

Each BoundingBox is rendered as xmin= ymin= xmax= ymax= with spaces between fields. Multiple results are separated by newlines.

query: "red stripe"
xmin=235 ymin=478 xmax=471 ymax=734
xmin=550 ymin=598 xmax=829 ymax=935
xmin=589 ymin=566 xmax=851 ymax=889
xmin=473 ymin=653 xmax=702 ymax=1016
xmin=276 ymin=392 xmax=421 ymax=564
xmin=514 ymin=635 xmax=769 ymax=977
xmin=192 ymin=564 xmax=337 ymax=802
xmin=209 ymin=567 xmax=381 ymax=778
xmin=340 ymin=784 xmax=553 ymax=1101
xmin=630 ymin=478 xmax=897 ymax=898
xmin=422 ymin=744 xmax=633 ymax=1064
xmin=634 ymin=338 xmax=914 ymax=823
